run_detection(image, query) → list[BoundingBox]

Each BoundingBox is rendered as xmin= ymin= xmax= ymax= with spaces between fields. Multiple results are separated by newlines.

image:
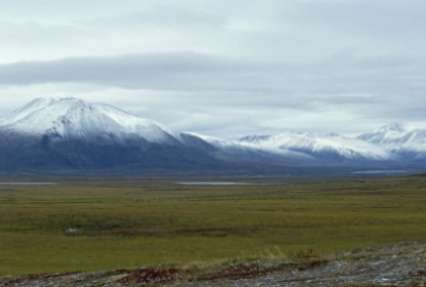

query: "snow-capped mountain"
xmin=358 ymin=123 xmax=409 ymax=145
xmin=0 ymin=98 xmax=227 ymax=172
xmin=359 ymin=123 xmax=426 ymax=153
xmin=1 ymin=97 xmax=426 ymax=174
xmin=238 ymin=123 xmax=426 ymax=166
xmin=0 ymin=98 xmax=176 ymax=143
xmin=239 ymin=132 xmax=390 ymax=160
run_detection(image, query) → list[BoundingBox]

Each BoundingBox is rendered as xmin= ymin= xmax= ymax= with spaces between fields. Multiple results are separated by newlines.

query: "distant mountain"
xmin=237 ymin=123 xmax=426 ymax=169
xmin=0 ymin=98 xmax=219 ymax=173
xmin=358 ymin=123 xmax=408 ymax=145
xmin=1 ymin=98 xmax=426 ymax=175
xmin=359 ymin=123 xmax=426 ymax=152
xmin=239 ymin=132 xmax=389 ymax=161
xmin=358 ymin=123 xmax=426 ymax=164
xmin=0 ymin=98 xmax=176 ymax=143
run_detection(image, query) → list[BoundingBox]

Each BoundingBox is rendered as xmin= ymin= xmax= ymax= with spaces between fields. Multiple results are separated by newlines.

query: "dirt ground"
xmin=1 ymin=241 xmax=425 ymax=287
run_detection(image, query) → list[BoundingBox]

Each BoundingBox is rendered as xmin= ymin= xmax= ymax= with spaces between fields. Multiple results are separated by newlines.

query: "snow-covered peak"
xmin=238 ymin=124 xmax=426 ymax=160
xmin=239 ymin=135 xmax=272 ymax=144
xmin=239 ymin=131 xmax=389 ymax=160
xmin=366 ymin=124 xmax=426 ymax=152
xmin=377 ymin=122 xmax=406 ymax=133
xmin=359 ymin=123 xmax=409 ymax=145
xmin=0 ymin=97 xmax=176 ymax=143
xmin=5 ymin=98 xmax=55 ymax=124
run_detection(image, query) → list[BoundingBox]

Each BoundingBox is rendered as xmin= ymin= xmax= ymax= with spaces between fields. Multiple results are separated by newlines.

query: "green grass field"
xmin=1 ymin=175 xmax=426 ymax=276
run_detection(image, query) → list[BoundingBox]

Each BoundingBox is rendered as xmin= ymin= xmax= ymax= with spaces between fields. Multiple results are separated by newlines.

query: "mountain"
xmin=358 ymin=123 xmax=426 ymax=164
xmin=0 ymin=98 xmax=302 ymax=174
xmin=0 ymin=98 xmax=227 ymax=173
xmin=239 ymin=132 xmax=389 ymax=161
xmin=358 ymin=123 xmax=410 ymax=146
xmin=238 ymin=124 xmax=426 ymax=169
xmin=359 ymin=123 xmax=426 ymax=152
xmin=0 ymin=98 xmax=176 ymax=143
xmin=1 ymin=97 xmax=426 ymax=175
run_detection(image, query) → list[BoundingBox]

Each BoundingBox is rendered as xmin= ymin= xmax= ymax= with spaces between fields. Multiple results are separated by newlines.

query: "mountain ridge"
xmin=1 ymin=97 xmax=426 ymax=174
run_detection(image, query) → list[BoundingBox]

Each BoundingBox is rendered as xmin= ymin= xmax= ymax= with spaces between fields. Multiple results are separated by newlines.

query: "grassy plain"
xmin=1 ymin=175 xmax=426 ymax=276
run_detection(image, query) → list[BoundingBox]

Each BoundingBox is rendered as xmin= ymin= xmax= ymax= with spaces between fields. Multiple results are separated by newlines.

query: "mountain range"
xmin=0 ymin=97 xmax=425 ymax=175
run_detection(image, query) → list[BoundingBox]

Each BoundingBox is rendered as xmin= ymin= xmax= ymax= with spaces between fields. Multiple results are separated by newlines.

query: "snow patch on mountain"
xmin=189 ymin=132 xmax=321 ymax=160
xmin=359 ymin=123 xmax=426 ymax=153
xmin=358 ymin=123 xmax=408 ymax=145
xmin=239 ymin=132 xmax=390 ymax=160
xmin=0 ymin=97 xmax=175 ymax=143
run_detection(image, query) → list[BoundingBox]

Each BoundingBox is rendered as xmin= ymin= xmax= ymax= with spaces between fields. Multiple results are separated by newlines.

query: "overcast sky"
xmin=0 ymin=0 xmax=425 ymax=138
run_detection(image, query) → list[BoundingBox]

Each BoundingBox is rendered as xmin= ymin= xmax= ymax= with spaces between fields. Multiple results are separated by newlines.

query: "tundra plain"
xmin=1 ymin=175 xmax=426 ymax=278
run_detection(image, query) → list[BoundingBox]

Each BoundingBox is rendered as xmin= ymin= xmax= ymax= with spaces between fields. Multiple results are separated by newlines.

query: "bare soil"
xmin=1 ymin=242 xmax=425 ymax=287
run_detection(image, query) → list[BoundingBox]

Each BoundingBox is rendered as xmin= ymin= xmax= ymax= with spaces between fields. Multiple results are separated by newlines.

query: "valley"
xmin=0 ymin=175 xmax=425 ymax=286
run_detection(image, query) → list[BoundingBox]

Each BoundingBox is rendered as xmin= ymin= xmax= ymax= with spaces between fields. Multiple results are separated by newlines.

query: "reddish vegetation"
xmin=198 ymin=263 xmax=266 ymax=281
xmin=411 ymin=270 xmax=426 ymax=277
xmin=117 ymin=267 xmax=182 ymax=285
xmin=198 ymin=262 xmax=291 ymax=281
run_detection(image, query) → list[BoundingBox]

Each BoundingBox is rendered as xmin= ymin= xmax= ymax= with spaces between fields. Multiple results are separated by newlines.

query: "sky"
xmin=0 ymin=0 xmax=425 ymax=138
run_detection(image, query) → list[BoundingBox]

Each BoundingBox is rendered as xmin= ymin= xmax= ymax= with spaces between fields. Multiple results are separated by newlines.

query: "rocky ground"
xmin=1 ymin=242 xmax=425 ymax=287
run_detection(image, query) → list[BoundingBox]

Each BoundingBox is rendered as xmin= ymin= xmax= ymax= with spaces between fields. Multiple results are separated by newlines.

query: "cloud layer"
xmin=0 ymin=0 xmax=425 ymax=137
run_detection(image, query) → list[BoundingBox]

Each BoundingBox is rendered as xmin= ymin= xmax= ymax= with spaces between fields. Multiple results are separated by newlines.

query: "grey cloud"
xmin=0 ymin=52 xmax=424 ymax=95
xmin=0 ymin=53 xmax=268 ymax=90
xmin=0 ymin=0 xmax=425 ymax=136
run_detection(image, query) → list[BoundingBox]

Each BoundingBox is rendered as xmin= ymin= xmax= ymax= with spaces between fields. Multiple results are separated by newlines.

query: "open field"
xmin=1 ymin=175 xmax=426 ymax=277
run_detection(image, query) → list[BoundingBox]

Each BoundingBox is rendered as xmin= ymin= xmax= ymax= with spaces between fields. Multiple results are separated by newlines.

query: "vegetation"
xmin=1 ymin=175 xmax=426 ymax=276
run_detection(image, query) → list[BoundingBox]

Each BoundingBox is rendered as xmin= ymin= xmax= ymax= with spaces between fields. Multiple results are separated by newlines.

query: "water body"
xmin=177 ymin=181 xmax=248 ymax=186
xmin=0 ymin=182 xmax=57 ymax=186
xmin=352 ymin=170 xmax=409 ymax=175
